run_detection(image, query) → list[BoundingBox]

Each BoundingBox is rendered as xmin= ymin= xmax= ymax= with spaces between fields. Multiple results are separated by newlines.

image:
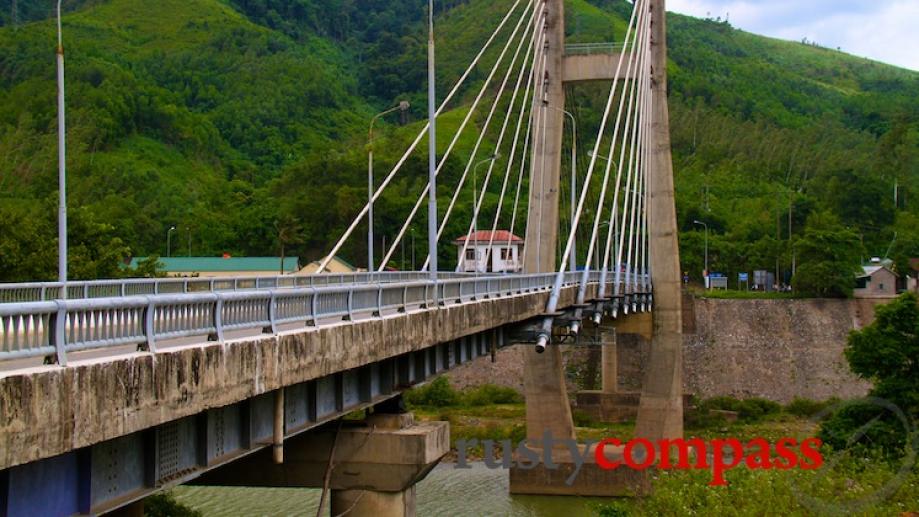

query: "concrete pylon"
xmin=521 ymin=0 xmax=576 ymax=443
xmin=634 ymin=0 xmax=684 ymax=441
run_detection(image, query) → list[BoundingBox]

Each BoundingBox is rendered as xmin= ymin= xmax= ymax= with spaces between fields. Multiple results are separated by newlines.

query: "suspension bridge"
xmin=0 ymin=0 xmax=682 ymax=514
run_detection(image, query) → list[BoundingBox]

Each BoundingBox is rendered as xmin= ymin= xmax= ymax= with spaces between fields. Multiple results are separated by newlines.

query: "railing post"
xmin=346 ymin=288 xmax=354 ymax=321
xmin=213 ymin=297 xmax=225 ymax=342
xmin=51 ymin=301 xmax=67 ymax=366
xmin=145 ymin=298 xmax=157 ymax=353
xmin=376 ymin=285 xmax=383 ymax=317
xmin=310 ymin=289 xmax=318 ymax=325
xmin=268 ymin=291 xmax=278 ymax=334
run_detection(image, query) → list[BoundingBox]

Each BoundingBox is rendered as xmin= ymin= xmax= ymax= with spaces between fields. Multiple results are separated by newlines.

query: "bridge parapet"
xmin=0 ymin=272 xmax=635 ymax=366
xmin=0 ymin=271 xmax=479 ymax=303
xmin=563 ymin=42 xmax=625 ymax=56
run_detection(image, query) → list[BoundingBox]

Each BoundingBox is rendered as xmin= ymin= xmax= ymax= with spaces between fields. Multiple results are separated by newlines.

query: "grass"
xmin=596 ymin=454 xmax=919 ymax=516
xmin=692 ymin=287 xmax=807 ymax=300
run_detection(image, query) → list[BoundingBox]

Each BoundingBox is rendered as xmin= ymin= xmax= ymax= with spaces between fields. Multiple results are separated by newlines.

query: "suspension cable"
xmin=383 ymin=0 xmax=538 ymax=271
xmin=319 ymin=0 xmax=526 ymax=272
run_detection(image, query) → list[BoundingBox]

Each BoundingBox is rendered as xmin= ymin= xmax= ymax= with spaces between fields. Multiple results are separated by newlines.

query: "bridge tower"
xmin=522 ymin=0 xmax=683 ymax=445
xmin=634 ymin=0 xmax=684 ymax=441
xmin=521 ymin=0 xmax=576 ymax=443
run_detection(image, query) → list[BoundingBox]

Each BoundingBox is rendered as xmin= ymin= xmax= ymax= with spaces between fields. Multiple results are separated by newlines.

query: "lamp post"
xmin=426 ymin=0 xmax=439 ymax=285
xmin=167 ymin=226 xmax=177 ymax=258
xmin=554 ymin=108 xmax=577 ymax=273
xmin=56 ymin=0 xmax=67 ymax=296
xmin=693 ymin=220 xmax=709 ymax=288
xmin=368 ymin=101 xmax=410 ymax=273
xmin=411 ymin=228 xmax=416 ymax=271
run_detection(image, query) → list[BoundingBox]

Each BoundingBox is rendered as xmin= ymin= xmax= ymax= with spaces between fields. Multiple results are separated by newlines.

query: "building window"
xmin=879 ymin=283 xmax=885 ymax=291
xmin=500 ymin=247 xmax=512 ymax=260
xmin=466 ymin=249 xmax=476 ymax=260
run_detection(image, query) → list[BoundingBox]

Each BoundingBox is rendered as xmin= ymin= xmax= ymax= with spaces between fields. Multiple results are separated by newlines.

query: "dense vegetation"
xmin=0 ymin=0 xmax=917 ymax=289
xmin=820 ymin=293 xmax=919 ymax=454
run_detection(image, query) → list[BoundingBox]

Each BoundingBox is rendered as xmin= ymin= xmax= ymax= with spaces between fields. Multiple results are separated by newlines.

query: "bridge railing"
xmin=563 ymin=42 xmax=625 ymax=55
xmin=0 ymin=271 xmax=613 ymax=366
xmin=0 ymin=272 xmax=480 ymax=304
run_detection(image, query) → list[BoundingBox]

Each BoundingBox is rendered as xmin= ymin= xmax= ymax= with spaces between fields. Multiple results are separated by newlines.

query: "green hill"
xmin=0 ymin=0 xmax=917 ymax=286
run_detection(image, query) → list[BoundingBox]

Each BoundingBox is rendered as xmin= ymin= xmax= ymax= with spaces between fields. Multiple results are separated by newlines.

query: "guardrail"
xmin=564 ymin=42 xmax=625 ymax=55
xmin=0 ymin=271 xmax=641 ymax=367
xmin=0 ymin=272 xmax=476 ymax=303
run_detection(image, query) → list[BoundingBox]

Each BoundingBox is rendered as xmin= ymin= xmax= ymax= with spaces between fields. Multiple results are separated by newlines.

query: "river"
xmin=173 ymin=462 xmax=609 ymax=516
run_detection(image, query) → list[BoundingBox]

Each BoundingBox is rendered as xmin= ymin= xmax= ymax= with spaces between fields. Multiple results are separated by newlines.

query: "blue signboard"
xmin=739 ymin=273 xmax=749 ymax=282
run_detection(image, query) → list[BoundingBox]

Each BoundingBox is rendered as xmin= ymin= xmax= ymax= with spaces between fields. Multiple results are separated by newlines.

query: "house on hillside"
xmin=454 ymin=230 xmax=524 ymax=273
xmin=854 ymin=261 xmax=898 ymax=299
xmin=128 ymin=256 xmax=299 ymax=277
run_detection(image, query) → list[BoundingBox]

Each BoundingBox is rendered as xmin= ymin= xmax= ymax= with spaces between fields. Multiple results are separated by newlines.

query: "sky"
xmin=667 ymin=0 xmax=919 ymax=71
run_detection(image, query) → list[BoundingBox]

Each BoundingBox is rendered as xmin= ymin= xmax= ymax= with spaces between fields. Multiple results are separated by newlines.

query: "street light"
xmin=425 ymin=0 xmax=439 ymax=286
xmin=167 ymin=226 xmax=177 ymax=258
xmin=411 ymin=227 xmax=416 ymax=271
xmin=368 ymin=101 xmax=410 ymax=272
xmin=56 ymin=0 xmax=67 ymax=297
xmin=693 ymin=220 xmax=709 ymax=288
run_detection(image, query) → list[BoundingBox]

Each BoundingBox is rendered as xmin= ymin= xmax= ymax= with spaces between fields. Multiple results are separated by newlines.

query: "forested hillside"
xmin=0 ymin=0 xmax=917 ymax=291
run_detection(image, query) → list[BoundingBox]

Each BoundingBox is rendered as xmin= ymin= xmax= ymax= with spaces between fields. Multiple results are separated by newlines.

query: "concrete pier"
xmin=196 ymin=411 xmax=448 ymax=517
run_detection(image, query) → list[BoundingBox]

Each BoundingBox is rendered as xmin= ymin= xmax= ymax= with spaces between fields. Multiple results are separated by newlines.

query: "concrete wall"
xmin=447 ymin=297 xmax=875 ymax=404
xmin=681 ymin=298 xmax=870 ymax=403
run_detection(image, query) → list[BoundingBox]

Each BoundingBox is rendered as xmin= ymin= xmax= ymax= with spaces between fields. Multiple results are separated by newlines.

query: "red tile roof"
xmin=453 ymin=230 xmax=524 ymax=244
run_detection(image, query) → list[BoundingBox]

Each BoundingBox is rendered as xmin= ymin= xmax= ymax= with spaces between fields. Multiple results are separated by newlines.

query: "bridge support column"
xmin=521 ymin=0 xmax=576 ymax=447
xmin=635 ymin=0 xmax=684 ymax=442
xmin=331 ymin=487 xmax=416 ymax=517
xmin=194 ymin=409 xmax=448 ymax=517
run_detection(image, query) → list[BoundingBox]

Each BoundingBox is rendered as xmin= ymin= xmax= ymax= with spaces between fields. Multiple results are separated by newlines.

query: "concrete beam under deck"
xmin=562 ymin=53 xmax=635 ymax=83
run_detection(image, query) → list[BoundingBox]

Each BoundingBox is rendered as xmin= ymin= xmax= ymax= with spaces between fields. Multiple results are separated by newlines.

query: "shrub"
xmin=462 ymin=384 xmax=523 ymax=406
xmin=699 ymin=396 xmax=781 ymax=421
xmin=572 ymin=409 xmax=596 ymax=428
xmin=144 ymin=493 xmax=202 ymax=517
xmin=819 ymin=293 xmax=919 ymax=453
xmin=784 ymin=397 xmax=837 ymax=418
xmin=403 ymin=376 xmax=460 ymax=407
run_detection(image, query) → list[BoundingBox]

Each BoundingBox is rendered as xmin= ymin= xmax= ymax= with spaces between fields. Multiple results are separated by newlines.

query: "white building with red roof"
xmin=453 ymin=230 xmax=524 ymax=273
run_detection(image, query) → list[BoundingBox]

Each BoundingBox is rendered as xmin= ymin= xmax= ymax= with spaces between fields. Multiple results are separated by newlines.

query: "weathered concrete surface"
xmin=683 ymin=298 xmax=871 ymax=403
xmin=508 ymin=443 xmax=650 ymax=496
xmin=197 ymin=413 xmax=448 ymax=492
xmin=521 ymin=0 xmax=577 ymax=445
xmin=331 ymin=488 xmax=416 ymax=517
xmin=635 ymin=0 xmax=684 ymax=442
xmin=0 ymin=285 xmax=592 ymax=471
xmin=447 ymin=297 xmax=872 ymax=405
xmin=562 ymin=53 xmax=635 ymax=83
xmin=575 ymin=391 xmax=693 ymax=423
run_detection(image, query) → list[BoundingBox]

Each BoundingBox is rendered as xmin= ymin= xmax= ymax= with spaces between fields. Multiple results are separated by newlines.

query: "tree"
xmin=792 ymin=211 xmax=862 ymax=297
xmin=820 ymin=293 xmax=919 ymax=452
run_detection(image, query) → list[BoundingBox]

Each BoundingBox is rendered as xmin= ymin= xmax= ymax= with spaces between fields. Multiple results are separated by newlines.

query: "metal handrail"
xmin=564 ymin=42 xmax=625 ymax=55
xmin=0 ymin=271 xmax=640 ymax=366
xmin=0 ymin=271 xmax=481 ymax=303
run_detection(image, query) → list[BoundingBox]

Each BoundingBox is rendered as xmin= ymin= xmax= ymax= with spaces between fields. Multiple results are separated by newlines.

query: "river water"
xmin=173 ymin=462 xmax=608 ymax=516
